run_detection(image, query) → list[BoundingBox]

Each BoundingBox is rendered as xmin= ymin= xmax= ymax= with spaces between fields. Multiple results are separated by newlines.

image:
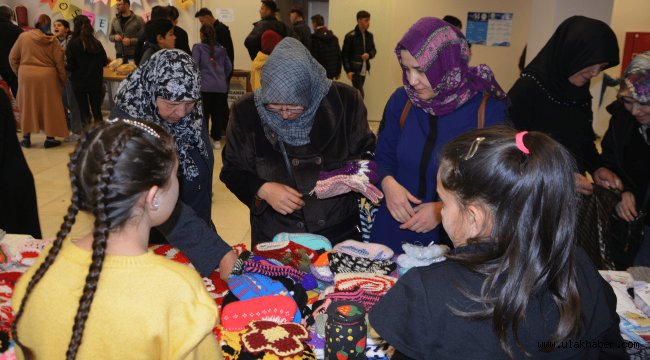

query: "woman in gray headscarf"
xmin=221 ymin=38 xmax=376 ymax=246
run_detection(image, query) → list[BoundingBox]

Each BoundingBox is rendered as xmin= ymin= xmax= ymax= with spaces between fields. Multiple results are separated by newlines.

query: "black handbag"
xmin=609 ymin=184 xmax=650 ymax=270
xmin=576 ymin=184 xmax=618 ymax=270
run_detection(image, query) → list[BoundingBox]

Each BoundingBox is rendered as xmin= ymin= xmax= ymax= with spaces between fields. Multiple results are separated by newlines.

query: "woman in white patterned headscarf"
xmin=221 ymin=38 xmax=376 ymax=246
xmin=110 ymin=49 xmax=238 ymax=282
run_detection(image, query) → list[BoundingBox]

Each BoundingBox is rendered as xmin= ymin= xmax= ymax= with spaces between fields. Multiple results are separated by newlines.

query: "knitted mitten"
xmin=273 ymin=233 xmax=333 ymax=252
xmin=334 ymin=273 xmax=397 ymax=295
xmin=245 ymin=260 xmax=318 ymax=290
xmin=333 ymin=240 xmax=394 ymax=260
xmin=325 ymin=286 xmax=381 ymax=311
xmin=328 ymin=252 xmax=397 ymax=275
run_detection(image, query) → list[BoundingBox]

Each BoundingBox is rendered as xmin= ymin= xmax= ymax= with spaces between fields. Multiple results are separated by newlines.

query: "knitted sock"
xmin=334 ymin=273 xmax=397 ymax=295
xmin=328 ymin=252 xmax=397 ymax=275
xmin=325 ymin=286 xmax=381 ymax=311
xmin=310 ymin=264 xmax=335 ymax=283
xmin=310 ymin=174 xmax=384 ymax=203
xmin=333 ymin=240 xmax=394 ymax=260
xmin=230 ymin=251 xmax=253 ymax=278
xmin=319 ymin=160 xmax=379 ymax=184
xmin=273 ymin=233 xmax=333 ymax=252
xmin=222 ymin=295 xmax=297 ymax=331
xmin=245 ymin=260 xmax=318 ymax=290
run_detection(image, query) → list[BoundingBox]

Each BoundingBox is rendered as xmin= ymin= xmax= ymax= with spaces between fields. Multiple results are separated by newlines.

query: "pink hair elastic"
xmin=516 ymin=131 xmax=530 ymax=154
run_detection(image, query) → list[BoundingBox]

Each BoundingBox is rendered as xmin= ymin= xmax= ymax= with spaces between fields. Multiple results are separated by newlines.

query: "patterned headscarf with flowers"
xmin=114 ymin=49 xmax=209 ymax=181
xmin=623 ymin=51 xmax=650 ymax=106
xmin=396 ymin=17 xmax=511 ymax=116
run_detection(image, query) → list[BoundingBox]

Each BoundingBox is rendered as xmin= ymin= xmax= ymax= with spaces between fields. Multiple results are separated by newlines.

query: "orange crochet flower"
xmin=241 ymin=320 xmax=310 ymax=358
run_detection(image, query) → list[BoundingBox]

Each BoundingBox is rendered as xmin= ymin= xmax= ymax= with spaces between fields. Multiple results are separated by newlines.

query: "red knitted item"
xmin=241 ymin=320 xmax=310 ymax=358
xmin=149 ymin=244 xmax=191 ymax=265
xmin=254 ymin=241 xmax=318 ymax=271
xmin=222 ymin=296 xmax=297 ymax=331
xmin=325 ymin=287 xmax=381 ymax=311
xmin=334 ymin=273 xmax=397 ymax=295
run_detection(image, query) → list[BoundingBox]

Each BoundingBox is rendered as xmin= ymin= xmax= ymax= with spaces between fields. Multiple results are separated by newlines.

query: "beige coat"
xmin=9 ymin=30 xmax=68 ymax=138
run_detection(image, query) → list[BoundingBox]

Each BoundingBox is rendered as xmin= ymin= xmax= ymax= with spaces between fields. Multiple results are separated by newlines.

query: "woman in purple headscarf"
xmin=370 ymin=17 xmax=511 ymax=252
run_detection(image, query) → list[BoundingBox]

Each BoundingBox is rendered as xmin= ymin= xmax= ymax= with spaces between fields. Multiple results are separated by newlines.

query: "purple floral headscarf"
xmin=396 ymin=17 xmax=511 ymax=116
xmin=623 ymin=51 xmax=650 ymax=106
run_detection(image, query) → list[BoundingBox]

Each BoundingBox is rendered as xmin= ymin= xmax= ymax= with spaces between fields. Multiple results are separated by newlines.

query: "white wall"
xmin=608 ymin=0 xmax=650 ymax=78
xmin=6 ymin=0 xmax=201 ymax=61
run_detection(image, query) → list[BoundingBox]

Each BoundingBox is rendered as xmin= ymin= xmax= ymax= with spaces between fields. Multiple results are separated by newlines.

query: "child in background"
xmin=369 ymin=126 xmax=627 ymax=360
xmin=66 ymin=15 xmax=108 ymax=130
xmin=54 ymin=19 xmax=81 ymax=142
xmin=140 ymin=19 xmax=175 ymax=65
xmin=53 ymin=19 xmax=70 ymax=48
xmin=250 ymin=30 xmax=282 ymax=92
xmin=192 ymin=23 xmax=232 ymax=150
xmin=11 ymin=120 xmax=223 ymax=359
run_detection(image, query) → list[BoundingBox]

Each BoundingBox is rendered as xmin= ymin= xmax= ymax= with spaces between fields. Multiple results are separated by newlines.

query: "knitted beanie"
xmin=328 ymin=252 xmax=397 ymax=275
xmin=222 ymin=295 xmax=297 ymax=331
xmin=241 ymin=320 xmax=310 ymax=358
xmin=310 ymin=264 xmax=335 ymax=283
xmin=333 ymin=240 xmax=394 ymax=260
xmin=334 ymin=273 xmax=397 ymax=295
xmin=245 ymin=260 xmax=318 ymax=290
xmin=273 ymin=233 xmax=333 ymax=252
xmin=325 ymin=286 xmax=381 ymax=311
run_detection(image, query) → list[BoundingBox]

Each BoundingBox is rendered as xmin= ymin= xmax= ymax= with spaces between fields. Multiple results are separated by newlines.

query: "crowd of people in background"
xmin=1 ymin=1 xmax=649 ymax=359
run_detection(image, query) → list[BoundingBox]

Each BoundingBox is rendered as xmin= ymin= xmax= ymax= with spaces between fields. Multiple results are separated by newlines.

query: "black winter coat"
xmin=244 ymin=16 xmax=299 ymax=61
xmin=213 ymin=20 xmax=234 ymax=79
xmin=311 ymin=28 xmax=341 ymax=79
xmin=0 ymin=18 xmax=24 ymax=73
xmin=134 ymin=26 xmax=192 ymax=66
xmin=65 ymin=38 xmax=109 ymax=93
xmin=292 ymin=20 xmax=311 ymax=52
xmin=341 ymin=25 xmax=376 ymax=74
xmin=220 ymin=82 xmax=376 ymax=246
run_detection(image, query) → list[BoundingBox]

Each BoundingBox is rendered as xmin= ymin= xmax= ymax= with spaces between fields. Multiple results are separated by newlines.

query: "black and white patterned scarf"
xmin=114 ymin=49 xmax=209 ymax=180
xmin=254 ymin=38 xmax=332 ymax=147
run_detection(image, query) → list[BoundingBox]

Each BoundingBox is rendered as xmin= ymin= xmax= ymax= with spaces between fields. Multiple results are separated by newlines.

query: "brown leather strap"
xmin=478 ymin=93 xmax=489 ymax=129
xmin=399 ymin=100 xmax=412 ymax=130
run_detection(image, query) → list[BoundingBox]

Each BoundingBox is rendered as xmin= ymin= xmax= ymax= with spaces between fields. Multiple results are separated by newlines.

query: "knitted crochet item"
xmin=325 ymin=286 xmax=381 ymax=311
xmin=220 ymin=325 xmax=318 ymax=360
xmin=318 ymin=160 xmax=379 ymax=184
xmin=310 ymin=264 xmax=334 ymax=283
xmin=332 ymin=240 xmax=394 ymax=260
xmin=222 ymin=296 xmax=297 ymax=331
xmin=229 ymin=274 xmax=290 ymax=300
xmin=328 ymin=252 xmax=397 ymax=275
xmin=230 ymin=251 xmax=254 ymax=278
xmin=310 ymin=174 xmax=384 ymax=203
xmin=241 ymin=320 xmax=310 ymax=358
xmin=254 ymin=241 xmax=318 ymax=271
xmin=245 ymin=260 xmax=318 ymax=290
xmin=334 ymin=273 xmax=397 ymax=295
xmin=313 ymin=252 xmax=333 ymax=266
xmin=251 ymin=256 xmax=285 ymax=267
xmin=272 ymin=233 xmax=333 ymax=252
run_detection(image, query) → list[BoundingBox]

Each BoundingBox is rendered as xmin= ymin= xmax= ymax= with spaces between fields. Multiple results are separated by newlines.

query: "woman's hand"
xmin=574 ymin=173 xmax=594 ymax=195
xmin=257 ymin=182 xmax=305 ymax=215
xmin=399 ymin=202 xmax=442 ymax=233
xmin=593 ymin=167 xmax=623 ymax=190
xmin=616 ymin=191 xmax=638 ymax=222
xmin=382 ymin=176 xmax=421 ymax=223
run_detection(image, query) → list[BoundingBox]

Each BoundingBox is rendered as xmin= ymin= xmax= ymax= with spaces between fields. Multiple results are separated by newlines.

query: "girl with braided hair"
xmin=192 ymin=23 xmax=232 ymax=149
xmin=11 ymin=120 xmax=223 ymax=359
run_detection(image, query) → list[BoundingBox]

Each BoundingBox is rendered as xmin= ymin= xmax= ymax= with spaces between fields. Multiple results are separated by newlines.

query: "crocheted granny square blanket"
xmin=241 ymin=320 xmax=310 ymax=358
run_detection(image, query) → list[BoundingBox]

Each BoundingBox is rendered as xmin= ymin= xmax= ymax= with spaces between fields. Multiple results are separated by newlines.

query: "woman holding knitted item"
xmin=370 ymin=17 xmax=510 ymax=253
xmin=597 ymin=52 xmax=650 ymax=267
xmin=11 ymin=120 xmax=223 ymax=359
xmin=10 ymin=14 xmax=68 ymax=148
xmin=370 ymin=126 xmax=627 ymax=360
xmin=220 ymin=37 xmax=376 ymax=247
xmin=110 ymin=49 xmax=238 ymax=281
xmin=192 ymin=23 xmax=232 ymax=149
xmin=508 ymin=16 xmax=622 ymax=195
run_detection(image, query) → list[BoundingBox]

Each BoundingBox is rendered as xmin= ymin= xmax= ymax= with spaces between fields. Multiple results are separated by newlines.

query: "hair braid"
xmin=200 ymin=23 xmax=217 ymax=68
xmin=65 ymin=131 xmax=133 ymax=360
xmin=10 ymin=132 xmax=94 ymax=356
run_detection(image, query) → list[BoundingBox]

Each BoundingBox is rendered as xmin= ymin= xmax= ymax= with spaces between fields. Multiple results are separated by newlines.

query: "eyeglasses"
xmin=265 ymin=105 xmax=306 ymax=115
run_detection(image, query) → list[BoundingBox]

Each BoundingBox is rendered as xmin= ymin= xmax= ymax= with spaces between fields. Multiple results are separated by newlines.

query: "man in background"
xmin=166 ymin=6 xmax=191 ymax=54
xmin=244 ymin=0 xmax=298 ymax=61
xmin=288 ymin=6 xmax=311 ymax=52
xmin=310 ymin=14 xmax=341 ymax=80
xmin=195 ymin=8 xmax=234 ymax=78
xmin=134 ymin=6 xmax=167 ymax=66
xmin=108 ymin=0 xmax=145 ymax=62
xmin=0 ymin=5 xmax=23 ymax=96
xmin=342 ymin=10 xmax=375 ymax=99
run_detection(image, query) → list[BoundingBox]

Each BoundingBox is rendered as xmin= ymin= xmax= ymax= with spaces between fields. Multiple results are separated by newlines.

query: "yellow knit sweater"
xmin=12 ymin=239 xmax=223 ymax=360
xmin=250 ymin=51 xmax=269 ymax=92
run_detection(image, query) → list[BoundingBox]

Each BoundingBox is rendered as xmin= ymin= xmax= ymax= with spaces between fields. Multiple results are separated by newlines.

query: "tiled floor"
xmin=22 ymin=118 xmax=380 ymax=250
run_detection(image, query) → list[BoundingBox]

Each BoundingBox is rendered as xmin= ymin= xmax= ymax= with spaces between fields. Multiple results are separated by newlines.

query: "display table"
xmin=103 ymin=67 xmax=128 ymax=112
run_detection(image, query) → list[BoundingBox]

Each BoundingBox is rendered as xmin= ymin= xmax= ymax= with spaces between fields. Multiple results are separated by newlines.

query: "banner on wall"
xmin=175 ymin=0 xmax=193 ymax=11
xmin=66 ymin=4 xmax=83 ymax=20
xmin=82 ymin=10 xmax=95 ymax=24
xmin=95 ymin=15 xmax=109 ymax=35
xmin=110 ymin=0 xmax=117 ymax=7
xmin=41 ymin=0 xmax=57 ymax=11
xmin=52 ymin=0 xmax=70 ymax=14
xmin=465 ymin=12 xmax=512 ymax=47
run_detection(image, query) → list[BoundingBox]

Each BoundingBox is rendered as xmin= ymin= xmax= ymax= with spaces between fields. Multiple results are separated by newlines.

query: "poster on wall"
xmin=215 ymin=8 xmax=234 ymax=23
xmin=465 ymin=12 xmax=512 ymax=47
xmin=228 ymin=76 xmax=247 ymax=107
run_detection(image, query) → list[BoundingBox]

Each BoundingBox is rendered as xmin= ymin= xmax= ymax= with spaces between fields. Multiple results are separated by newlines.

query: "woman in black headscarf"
xmin=508 ymin=16 xmax=621 ymax=194
xmin=109 ymin=49 xmax=237 ymax=280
